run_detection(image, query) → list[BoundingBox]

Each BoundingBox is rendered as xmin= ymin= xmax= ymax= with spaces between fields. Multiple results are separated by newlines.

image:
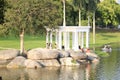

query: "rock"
xmin=70 ymin=51 xmax=87 ymax=60
xmin=27 ymin=48 xmax=59 ymax=60
xmin=86 ymin=52 xmax=98 ymax=58
xmin=58 ymin=50 xmax=70 ymax=58
xmin=7 ymin=56 xmax=26 ymax=68
xmin=86 ymin=51 xmax=99 ymax=63
xmin=0 ymin=59 xmax=11 ymax=67
xmin=60 ymin=57 xmax=80 ymax=66
xmin=0 ymin=49 xmax=20 ymax=60
xmin=92 ymin=58 xmax=99 ymax=63
xmin=87 ymin=56 xmax=95 ymax=61
xmin=77 ymin=60 xmax=87 ymax=64
xmin=37 ymin=59 xmax=60 ymax=67
xmin=24 ymin=59 xmax=42 ymax=68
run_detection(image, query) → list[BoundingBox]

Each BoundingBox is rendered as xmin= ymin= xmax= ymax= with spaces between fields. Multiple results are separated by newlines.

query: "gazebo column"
xmin=63 ymin=32 xmax=68 ymax=50
xmin=66 ymin=32 xmax=70 ymax=50
xmin=86 ymin=31 xmax=89 ymax=48
xmin=58 ymin=31 xmax=62 ymax=50
xmin=46 ymin=30 xmax=49 ymax=48
xmin=72 ymin=32 xmax=75 ymax=50
xmin=81 ymin=32 xmax=84 ymax=48
xmin=72 ymin=31 xmax=79 ymax=51
xmin=74 ymin=31 xmax=79 ymax=51
xmin=78 ymin=32 xmax=82 ymax=48
xmin=50 ymin=31 xmax=53 ymax=49
xmin=55 ymin=30 xmax=59 ymax=49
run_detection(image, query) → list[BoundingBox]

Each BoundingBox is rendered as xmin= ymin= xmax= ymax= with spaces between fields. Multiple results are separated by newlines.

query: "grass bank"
xmin=90 ymin=29 xmax=120 ymax=47
xmin=0 ymin=35 xmax=46 ymax=50
xmin=0 ymin=29 xmax=120 ymax=50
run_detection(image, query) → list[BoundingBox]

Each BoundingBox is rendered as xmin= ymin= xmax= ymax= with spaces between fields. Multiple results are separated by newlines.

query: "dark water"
xmin=0 ymin=46 xmax=120 ymax=80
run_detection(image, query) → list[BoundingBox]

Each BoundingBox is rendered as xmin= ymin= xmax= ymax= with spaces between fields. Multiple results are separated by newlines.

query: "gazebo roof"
xmin=59 ymin=26 xmax=91 ymax=32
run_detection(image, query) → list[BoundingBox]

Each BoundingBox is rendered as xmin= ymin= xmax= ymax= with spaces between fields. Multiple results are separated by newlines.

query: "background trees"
xmin=0 ymin=0 xmax=120 ymax=37
xmin=0 ymin=0 xmax=4 ymax=24
xmin=2 ymin=0 xmax=62 ymax=37
xmin=96 ymin=0 xmax=120 ymax=28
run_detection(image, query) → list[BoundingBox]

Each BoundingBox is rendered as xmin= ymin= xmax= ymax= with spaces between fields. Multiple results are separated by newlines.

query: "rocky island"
xmin=0 ymin=48 xmax=99 ymax=68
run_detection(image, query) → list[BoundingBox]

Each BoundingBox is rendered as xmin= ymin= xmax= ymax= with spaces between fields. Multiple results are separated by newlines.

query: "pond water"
xmin=0 ymin=44 xmax=120 ymax=80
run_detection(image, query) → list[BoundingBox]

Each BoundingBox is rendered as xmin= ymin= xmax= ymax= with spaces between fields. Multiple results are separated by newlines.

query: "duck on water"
xmin=102 ymin=44 xmax=112 ymax=53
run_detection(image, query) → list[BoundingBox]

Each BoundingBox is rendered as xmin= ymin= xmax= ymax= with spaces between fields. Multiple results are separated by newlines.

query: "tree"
xmin=4 ymin=0 xmax=62 ymax=35
xmin=97 ymin=0 xmax=120 ymax=28
xmin=86 ymin=0 xmax=100 ymax=44
xmin=0 ymin=0 xmax=4 ymax=24
xmin=71 ymin=0 xmax=87 ymax=26
xmin=3 ymin=0 xmax=62 ymax=53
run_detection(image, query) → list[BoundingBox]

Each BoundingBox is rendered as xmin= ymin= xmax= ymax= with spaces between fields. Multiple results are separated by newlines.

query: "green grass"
xmin=0 ymin=29 xmax=120 ymax=51
xmin=0 ymin=35 xmax=46 ymax=50
xmin=95 ymin=51 xmax=110 ymax=57
xmin=90 ymin=29 xmax=120 ymax=47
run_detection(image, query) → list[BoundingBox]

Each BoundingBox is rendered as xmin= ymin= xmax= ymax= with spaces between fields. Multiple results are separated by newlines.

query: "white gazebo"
xmin=45 ymin=26 xmax=91 ymax=51
xmin=45 ymin=0 xmax=91 ymax=51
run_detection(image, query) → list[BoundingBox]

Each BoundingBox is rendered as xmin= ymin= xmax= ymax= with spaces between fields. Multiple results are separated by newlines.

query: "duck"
xmin=102 ymin=44 xmax=112 ymax=53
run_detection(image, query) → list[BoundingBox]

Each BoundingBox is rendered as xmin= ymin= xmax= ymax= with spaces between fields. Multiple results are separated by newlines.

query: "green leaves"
xmin=1 ymin=0 xmax=120 ymax=37
xmin=97 ymin=0 xmax=120 ymax=27
xmin=0 ymin=0 xmax=4 ymax=24
xmin=3 ymin=0 xmax=62 ymax=36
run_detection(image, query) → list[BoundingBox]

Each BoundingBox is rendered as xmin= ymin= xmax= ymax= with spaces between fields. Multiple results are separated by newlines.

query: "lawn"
xmin=0 ymin=35 xmax=46 ymax=50
xmin=0 ymin=29 xmax=120 ymax=50
xmin=90 ymin=29 xmax=120 ymax=47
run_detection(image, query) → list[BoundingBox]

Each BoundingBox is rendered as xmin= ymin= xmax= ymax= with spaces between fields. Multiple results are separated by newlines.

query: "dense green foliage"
xmin=0 ymin=0 xmax=120 ymax=37
xmin=2 ymin=0 xmax=62 ymax=36
xmin=0 ymin=0 xmax=4 ymax=24
xmin=97 ymin=0 xmax=120 ymax=27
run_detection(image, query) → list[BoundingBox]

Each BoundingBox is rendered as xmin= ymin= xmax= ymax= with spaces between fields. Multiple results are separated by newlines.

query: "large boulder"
xmin=0 ymin=49 xmax=20 ymax=60
xmin=60 ymin=57 xmax=80 ymax=66
xmin=86 ymin=50 xmax=99 ymax=63
xmin=0 ymin=59 xmax=11 ymax=67
xmin=27 ymin=48 xmax=59 ymax=60
xmin=7 ymin=56 xmax=26 ymax=68
xmin=86 ymin=52 xmax=99 ymax=58
xmin=24 ymin=59 xmax=42 ymax=68
xmin=58 ymin=50 xmax=70 ymax=58
xmin=70 ymin=51 xmax=87 ymax=60
xmin=37 ymin=59 xmax=60 ymax=67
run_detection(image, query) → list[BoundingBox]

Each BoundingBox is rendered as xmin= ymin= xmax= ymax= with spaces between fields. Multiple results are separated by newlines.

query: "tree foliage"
xmin=97 ymin=0 xmax=120 ymax=27
xmin=3 ymin=0 xmax=62 ymax=36
xmin=0 ymin=0 xmax=4 ymax=24
xmin=0 ymin=0 xmax=120 ymax=37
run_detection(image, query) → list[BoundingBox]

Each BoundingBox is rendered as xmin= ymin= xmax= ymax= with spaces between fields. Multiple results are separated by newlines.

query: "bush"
xmin=0 ymin=24 xmax=7 ymax=37
xmin=81 ymin=20 xmax=88 ymax=26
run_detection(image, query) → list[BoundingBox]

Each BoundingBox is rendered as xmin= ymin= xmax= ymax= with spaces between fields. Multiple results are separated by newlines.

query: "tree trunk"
xmin=63 ymin=0 xmax=66 ymax=26
xmin=20 ymin=29 xmax=24 ymax=54
xmin=78 ymin=8 xmax=81 ymax=26
xmin=78 ymin=8 xmax=82 ymax=46
xmin=93 ymin=11 xmax=95 ymax=44
xmin=88 ymin=16 xmax=90 ymax=26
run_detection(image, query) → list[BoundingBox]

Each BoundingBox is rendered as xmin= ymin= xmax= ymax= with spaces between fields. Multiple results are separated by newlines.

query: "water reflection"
xmin=86 ymin=63 xmax=91 ymax=80
xmin=95 ymin=48 xmax=120 ymax=80
xmin=0 ymin=68 xmax=28 ymax=80
xmin=0 ymin=64 xmax=99 ymax=80
xmin=26 ymin=67 xmax=60 ymax=80
xmin=59 ymin=66 xmax=85 ymax=80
